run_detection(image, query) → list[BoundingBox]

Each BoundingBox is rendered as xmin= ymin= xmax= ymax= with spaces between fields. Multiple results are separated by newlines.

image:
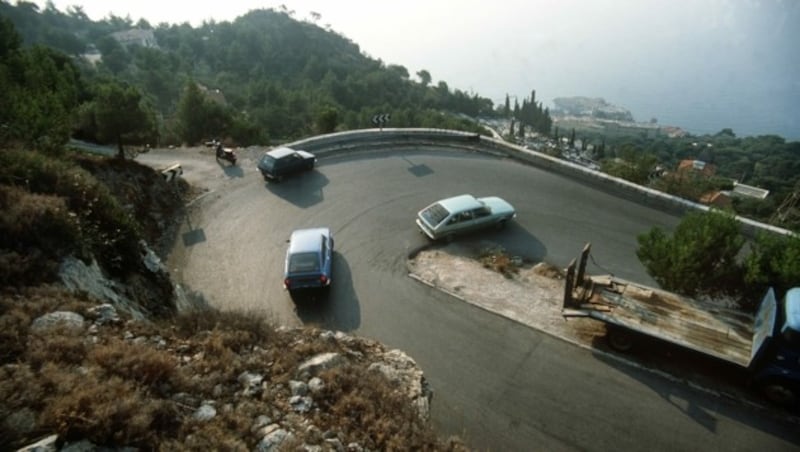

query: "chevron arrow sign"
xmin=371 ymin=113 xmax=391 ymax=127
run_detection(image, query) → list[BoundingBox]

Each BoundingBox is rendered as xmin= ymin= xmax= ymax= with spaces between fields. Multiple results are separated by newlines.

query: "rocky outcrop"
xmin=14 ymin=304 xmax=436 ymax=451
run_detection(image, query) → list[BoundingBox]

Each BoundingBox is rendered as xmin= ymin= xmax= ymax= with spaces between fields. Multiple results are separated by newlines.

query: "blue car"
xmin=284 ymin=227 xmax=333 ymax=293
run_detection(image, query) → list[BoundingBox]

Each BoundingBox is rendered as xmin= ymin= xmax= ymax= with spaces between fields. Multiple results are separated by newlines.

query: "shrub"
xmin=744 ymin=232 xmax=800 ymax=302
xmin=38 ymin=366 xmax=178 ymax=448
xmin=637 ymin=210 xmax=745 ymax=297
xmin=25 ymin=329 xmax=88 ymax=370
xmin=89 ymin=338 xmax=177 ymax=387
xmin=0 ymin=148 xmax=142 ymax=277
xmin=314 ymin=365 xmax=441 ymax=450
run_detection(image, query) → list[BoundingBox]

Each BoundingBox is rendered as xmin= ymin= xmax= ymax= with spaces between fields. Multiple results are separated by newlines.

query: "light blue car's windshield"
xmin=289 ymin=252 xmax=320 ymax=273
xmin=422 ymin=203 xmax=449 ymax=226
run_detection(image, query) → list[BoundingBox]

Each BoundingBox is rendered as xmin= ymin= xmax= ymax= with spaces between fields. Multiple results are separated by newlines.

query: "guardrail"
xmin=284 ymin=128 xmax=793 ymax=238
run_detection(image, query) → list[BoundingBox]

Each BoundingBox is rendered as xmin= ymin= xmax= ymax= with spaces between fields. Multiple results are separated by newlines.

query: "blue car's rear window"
xmin=421 ymin=203 xmax=449 ymax=226
xmin=289 ymin=252 xmax=320 ymax=273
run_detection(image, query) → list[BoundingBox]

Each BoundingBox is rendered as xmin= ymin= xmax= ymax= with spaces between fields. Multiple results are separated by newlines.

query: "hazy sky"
xmin=33 ymin=0 xmax=800 ymax=138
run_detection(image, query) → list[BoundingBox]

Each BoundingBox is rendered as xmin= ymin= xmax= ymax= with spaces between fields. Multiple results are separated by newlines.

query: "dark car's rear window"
xmin=289 ymin=252 xmax=320 ymax=273
xmin=421 ymin=203 xmax=449 ymax=226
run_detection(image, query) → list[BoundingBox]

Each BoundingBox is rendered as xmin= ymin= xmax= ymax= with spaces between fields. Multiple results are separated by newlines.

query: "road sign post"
xmin=371 ymin=113 xmax=391 ymax=130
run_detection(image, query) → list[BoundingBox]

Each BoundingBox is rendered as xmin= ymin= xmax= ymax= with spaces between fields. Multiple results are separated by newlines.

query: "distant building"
xmin=660 ymin=126 xmax=688 ymax=138
xmin=110 ymin=29 xmax=158 ymax=48
xmin=731 ymin=181 xmax=769 ymax=200
xmin=677 ymin=159 xmax=716 ymax=178
xmin=699 ymin=191 xmax=732 ymax=209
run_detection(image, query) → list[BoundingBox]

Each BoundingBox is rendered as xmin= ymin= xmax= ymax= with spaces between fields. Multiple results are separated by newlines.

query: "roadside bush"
xmin=0 ymin=148 xmax=142 ymax=277
xmin=172 ymin=309 xmax=277 ymax=347
xmin=89 ymin=338 xmax=177 ymax=388
xmin=314 ymin=365 xmax=443 ymax=450
xmin=744 ymin=232 xmax=800 ymax=302
xmin=38 ymin=366 xmax=178 ymax=448
xmin=0 ymin=286 xmax=93 ymax=364
xmin=0 ymin=185 xmax=83 ymax=285
xmin=637 ymin=210 xmax=745 ymax=297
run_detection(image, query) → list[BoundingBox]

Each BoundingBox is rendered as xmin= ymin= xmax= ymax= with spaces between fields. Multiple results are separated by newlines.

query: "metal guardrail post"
xmin=564 ymin=258 xmax=576 ymax=307
xmin=576 ymin=242 xmax=591 ymax=288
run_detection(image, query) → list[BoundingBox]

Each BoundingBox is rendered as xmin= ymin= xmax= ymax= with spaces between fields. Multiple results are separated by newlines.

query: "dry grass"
xmin=478 ymin=245 xmax=524 ymax=278
xmin=0 ymin=302 xmax=467 ymax=450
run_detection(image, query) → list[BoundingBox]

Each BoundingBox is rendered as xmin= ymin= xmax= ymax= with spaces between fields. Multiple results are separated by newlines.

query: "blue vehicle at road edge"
xmin=284 ymin=227 xmax=333 ymax=293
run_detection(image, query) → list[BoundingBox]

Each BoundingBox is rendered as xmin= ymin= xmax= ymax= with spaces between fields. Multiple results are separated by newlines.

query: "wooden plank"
xmin=588 ymin=278 xmax=755 ymax=367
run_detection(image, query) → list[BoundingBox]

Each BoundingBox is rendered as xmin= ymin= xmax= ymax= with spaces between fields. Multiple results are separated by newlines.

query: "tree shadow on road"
xmin=292 ymin=252 xmax=360 ymax=331
xmin=264 ymin=170 xmax=329 ymax=208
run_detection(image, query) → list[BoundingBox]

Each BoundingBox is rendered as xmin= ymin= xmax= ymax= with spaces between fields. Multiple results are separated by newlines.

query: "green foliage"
xmin=744 ymin=232 xmax=800 ymax=300
xmin=176 ymin=81 xmax=234 ymax=145
xmin=0 ymin=149 xmax=141 ymax=277
xmin=5 ymin=5 xmax=500 ymax=144
xmin=637 ymin=211 xmax=745 ymax=296
xmin=315 ymin=106 xmax=339 ymax=134
xmin=0 ymin=25 xmax=81 ymax=153
xmin=93 ymin=82 xmax=158 ymax=158
xmin=602 ymin=146 xmax=659 ymax=185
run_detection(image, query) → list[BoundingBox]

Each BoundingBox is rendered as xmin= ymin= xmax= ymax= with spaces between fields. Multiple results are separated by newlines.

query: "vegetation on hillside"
xmin=637 ymin=211 xmax=800 ymax=308
xmin=584 ymin=130 xmax=800 ymax=230
xmin=1 ymin=3 xmax=507 ymax=148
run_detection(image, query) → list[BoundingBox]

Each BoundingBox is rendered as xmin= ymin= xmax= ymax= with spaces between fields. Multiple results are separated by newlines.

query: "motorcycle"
xmin=215 ymin=143 xmax=237 ymax=165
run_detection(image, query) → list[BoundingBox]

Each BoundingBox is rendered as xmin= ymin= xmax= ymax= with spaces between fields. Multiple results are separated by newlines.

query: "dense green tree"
xmin=0 ymin=20 xmax=80 ymax=153
xmin=93 ymin=82 xmax=157 ymax=158
xmin=315 ymin=106 xmax=339 ymax=134
xmin=176 ymin=81 xmax=208 ymax=145
xmin=637 ymin=211 xmax=744 ymax=296
xmin=95 ymin=35 xmax=128 ymax=75
xmin=416 ymin=69 xmax=431 ymax=86
xmin=744 ymin=232 xmax=800 ymax=300
xmin=601 ymin=146 xmax=658 ymax=185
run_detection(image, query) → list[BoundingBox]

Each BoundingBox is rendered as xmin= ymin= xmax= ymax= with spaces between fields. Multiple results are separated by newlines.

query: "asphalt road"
xmin=139 ymin=146 xmax=800 ymax=451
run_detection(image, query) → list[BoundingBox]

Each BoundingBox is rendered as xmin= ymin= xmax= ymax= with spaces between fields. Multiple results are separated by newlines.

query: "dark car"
xmin=284 ymin=227 xmax=333 ymax=293
xmin=258 ymin=147 xmax=316 ymax=181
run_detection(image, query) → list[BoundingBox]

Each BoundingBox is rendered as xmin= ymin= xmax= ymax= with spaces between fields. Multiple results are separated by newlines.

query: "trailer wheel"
xmin=758 ymin=379 xmax=797 ymax=407
xmin=607 ymin=328 xmax=634 ymax=352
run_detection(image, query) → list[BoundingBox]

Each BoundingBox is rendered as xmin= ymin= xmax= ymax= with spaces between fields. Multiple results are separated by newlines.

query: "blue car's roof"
xmin=784 ymin=287 xmax=800 ymax=333
xmin=288 ymin=227 xmax=330 ymax=254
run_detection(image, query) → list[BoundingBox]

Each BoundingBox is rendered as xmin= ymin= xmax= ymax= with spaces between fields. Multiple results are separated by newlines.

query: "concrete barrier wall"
xmin=284 ymin=129 xmax=792 ymax=238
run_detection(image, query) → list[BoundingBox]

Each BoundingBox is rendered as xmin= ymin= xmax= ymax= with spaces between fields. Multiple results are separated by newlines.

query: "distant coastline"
xmin=548 ymin=96 xmax=798 ymax=140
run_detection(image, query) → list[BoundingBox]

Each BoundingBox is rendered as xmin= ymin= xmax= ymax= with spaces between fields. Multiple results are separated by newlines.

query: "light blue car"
xmin=416 ymin=194 xmax=516 ymax=241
